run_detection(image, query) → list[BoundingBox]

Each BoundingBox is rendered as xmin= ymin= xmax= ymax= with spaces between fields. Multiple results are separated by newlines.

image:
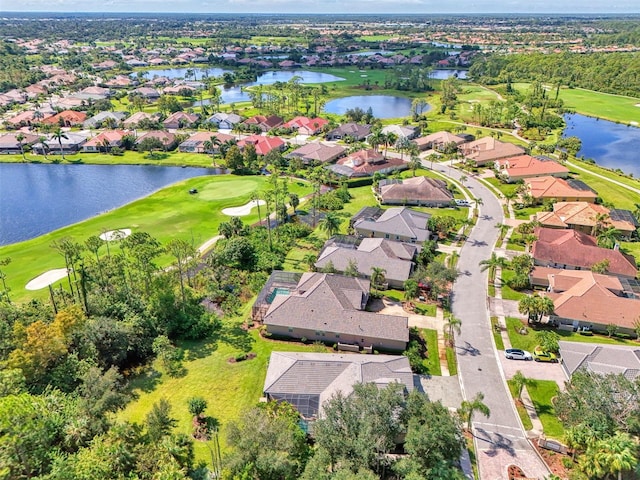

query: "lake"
xmin=0 ymin=164 xmax=216 ymax=246
xmin=193 ymin=70 xmax=345 ymax=105
xmin=323 ymin=95 xmax=418 ymax=119
xmin=563 ymin=114 xmax=640 ymax=176
xmin=430 ymin=69 xmax=468 ymax=80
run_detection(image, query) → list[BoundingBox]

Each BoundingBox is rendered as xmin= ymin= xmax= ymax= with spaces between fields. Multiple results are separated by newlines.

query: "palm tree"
xmin=518 ymin=293 xmax=555 ymax=324
xmin=52 ymin=127 xmax=68 ymax=160
xmin=459 ymin=174 xmax=468 ymax=188
xmin=15 ymin=133 xmax=26 ymax=161
xmin=427 ymin=153 xmax=439 ymax=170
xmin=383 ymin=132 xmax=397 ymax=158
xmin=511 ymin=370 xmax=531 ymax=401
xmin=596 ymin=226 xmax=620 ymax=249
xmin=319 ymin=212 xmax=342 ymax=238
xmin=523 ymin=233 xmax=538 ymax=253
xmin=302 ymin=253 xmax=317 ymax=272
xmin=479 ymin=252 xmax=509 ymax=284
xmin=209 ymin=135 xmax=222 ymax=166
xmin=592 ymin=212 xmax=611 ymax=236
xmin=595 ymin=432 xmax=638 ymax=480
xmin=504 ymin=190 xmax=517 ymax=209
xmin=368 ymin=129 xmax=384 ymax=152
xmin=495 ymin=222 xmax=510 ymax=240
xmin=408 ymin=153 xmax=421 ymax=177
xmin=395 ymin=136 xmax=412 ymax=160
xmin=370 ymin=267 xmax=387 ymax=295
xmin=250 ymin=191 xmax=262 ymax=226
xmin=459 ymin=392 xmax=491 ymax=432
xmin=444 ymin=315 xmax=462 ymax=347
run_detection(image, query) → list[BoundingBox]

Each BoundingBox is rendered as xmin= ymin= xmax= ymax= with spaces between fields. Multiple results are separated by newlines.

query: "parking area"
xmin=499 ymin=355 xmax=567 ymax=391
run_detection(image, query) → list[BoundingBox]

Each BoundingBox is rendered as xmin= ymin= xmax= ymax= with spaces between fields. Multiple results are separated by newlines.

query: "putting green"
xmin=197 ymin=177 xmax=263 ymax=201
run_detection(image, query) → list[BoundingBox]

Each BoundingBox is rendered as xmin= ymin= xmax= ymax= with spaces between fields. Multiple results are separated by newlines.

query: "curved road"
xmin=430 ymin=163 xmax=549 ymax=480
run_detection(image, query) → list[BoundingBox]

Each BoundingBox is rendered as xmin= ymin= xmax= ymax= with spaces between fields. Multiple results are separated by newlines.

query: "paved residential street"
xmin=433 ymin=164 xmax=550 ymax=480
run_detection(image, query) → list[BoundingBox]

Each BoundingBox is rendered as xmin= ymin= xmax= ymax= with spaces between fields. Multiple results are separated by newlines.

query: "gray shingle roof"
xmin=264 ymin=273 xmax=409 ymax=343
xmin=353 ymin=207 xmax=431 ymax=242
xmin=264 ymin=352 xmax=414 ymax=417
xmin=559 ymin=341 xmax=640 ymax=380
xmin=315 ymin=237 xmax=415 ymax=284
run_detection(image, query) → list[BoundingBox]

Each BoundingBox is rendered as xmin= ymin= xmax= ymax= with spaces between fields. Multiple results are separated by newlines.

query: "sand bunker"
xmin=26 ymin=268 xmax=69 ymax=290
xmin=99 ymin=228 xmax=132 ymax=241
xmin=222 ymin=200 xmax=266 ymax=217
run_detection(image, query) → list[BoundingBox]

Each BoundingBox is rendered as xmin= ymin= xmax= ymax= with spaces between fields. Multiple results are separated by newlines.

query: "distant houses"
xmin=287 ymin=142 xmax=346 ymax=165
xmin=459 ymin=136 xmax=526 ymax=166
xmin=325 ymin=122 xmax=371 ymax=141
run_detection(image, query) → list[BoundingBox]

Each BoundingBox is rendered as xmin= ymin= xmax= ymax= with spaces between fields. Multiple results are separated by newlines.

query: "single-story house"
xmin=32 ymin=132 xmax=88 ymax=155
xmin=206 ymin=112 xmax=243 ymax=130
xmin=42 ymin=110 xmax=87 ymax=127
xmin=286 ymin=142 xmax=346 ymax=165
xmin=282 ymin=116 xmax=329 ymax=135
xmin=381 ymin=124 xmax=419 ymax=140
xmin=325 ymin=123 xmax=372 ymax=141
xmin=494 ymin=155 xmax=569 ymax=183
xmin=315 ymin=236 xmax=416 ymax=288
xmin=327 ymin=149 xmax=406 ymax=178
xmin=539 ymin=270 xmax=640 ymax=338
xmin=0 ymin=132 xmax=41 ymax=154
xmin=532 ymin=227 xmax=637 ymax=278
xmin=352 ymin=206 xmax=431 ymax=243
xmin=525 ymin=176 xmax=598 ymax=204
xmin=258 ymin=272 xmax=409 ymax=352
xmin=73 ymin=86 xmax=112 ymax=100
xmin=558 ymin=341 xmax=640 ymax=380
xmin=123 ymin=112 xmax=161 ymax=128
xmin=5 ymin=109 xmax=55 ymax=127
xmin=413 ymin=131 xmax=467 ymax=152
xmin=377 ymin=176 xmax=455 ymax=207
xmin=131 ymin=87 xmax=161 ymax=100
xmin=163 ymin=111 xmax=200 ymax=130
xmin=264 ymin=351 xmax=414 ymax=422
xmin=135 ymin=131 xmax=177 ymax=151
xmin=237 ymin=135 xmax=286 ymax=156
xmin=178 ymin=131 xmax=235 ymax=153
xmin=459 ymin=137 xmax=526 ymax=166
xmin=536 ymin=202 xmax=638 ymax=238
xmin=243 ymin=115 xmax=284 ymax=132
xmin=82 ymin=130 xmax=129 ymax=153
xmin=83 ymin=111 xmax=128 ymax=129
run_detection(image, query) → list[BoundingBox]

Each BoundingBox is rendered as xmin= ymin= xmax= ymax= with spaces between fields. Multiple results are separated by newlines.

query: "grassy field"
xmin=505 ymin=317 xmax=637 ymax=352
xmin=445 ymin=345 xmax=457 ymax=375
xmin=510 ymin=83 xmax=640 ymax=125
xmin=117 ymin=310 xmax=325 ymax=464
xmin=569 ymin=168 xmax=640 ymax=210
xmin=527 ymin=380 xmax=564 ymax=440
xmin=500 ymin=271 xmax=528 ymax=302
xmin=0 ymin=175 xmax=311 ymax=302
xmin=1 ymin=151 xmax=217 ymax=168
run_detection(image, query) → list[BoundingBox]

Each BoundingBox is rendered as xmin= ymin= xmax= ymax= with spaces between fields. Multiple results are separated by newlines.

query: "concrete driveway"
xmin=499 ymin=355 xmax=567 ymax=391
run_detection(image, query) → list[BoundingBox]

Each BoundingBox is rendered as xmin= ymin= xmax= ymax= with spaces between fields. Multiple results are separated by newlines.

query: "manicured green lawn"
xmin=491 ymin=317 xmax=505 ymax=350
xmin=499 ymin=271 xmax=528 ymax=302
xmin=1 ymin=150 xmax=217 ymax=168
xmin=0 ymin=175 xmax=311 ymax=302
xmin=558 ymin=87 xmax=640 ymax=126
xmin=445 ymin=345 xmax=457 ymax=375
xmin=117 ymin=313 xmax=325 ymax=464
xmin=422 ymin=328 xmax=442 ymax=376
xmin=506 ymin=317 xmax=637 ymax=352
xmin=569 ymin=169 xmax=640 ymax=210
xmin=511 ymin=83 xmax=640 ymax=125
xmin=527 ymin=380 xmax=564 ymax=441
xmin=506 ymin=380 xmax=534 ymax=431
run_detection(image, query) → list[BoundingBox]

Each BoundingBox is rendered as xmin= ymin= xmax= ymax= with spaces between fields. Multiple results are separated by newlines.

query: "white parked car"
xmin=505 ymin=348 xmax=533 ymax=361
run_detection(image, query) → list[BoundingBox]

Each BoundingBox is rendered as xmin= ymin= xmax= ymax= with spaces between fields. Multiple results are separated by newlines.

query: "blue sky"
xmin=6 ymin=0 xmax=640 ymax=14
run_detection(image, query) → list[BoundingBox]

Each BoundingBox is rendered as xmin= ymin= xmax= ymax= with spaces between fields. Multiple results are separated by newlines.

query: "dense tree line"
xmin=469 ymin=52 xmax=640 ymax=97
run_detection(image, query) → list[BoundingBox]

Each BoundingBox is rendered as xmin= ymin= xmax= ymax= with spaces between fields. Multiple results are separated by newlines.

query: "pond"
xmin=430 ymin=69 xmax=468 ymax=80
xmin=193 ymin=69 xmax=345 ymax=105
xmin=563 ymin=114 xmax=640 ymax=177
xmin=0 ymin=164 xmax=217 ymax=246
xmin=323 ymin=95 xmax=419 ymax=119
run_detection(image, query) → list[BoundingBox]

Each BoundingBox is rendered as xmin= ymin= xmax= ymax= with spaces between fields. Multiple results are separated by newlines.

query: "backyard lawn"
xmin=568 ymin=168 xmax=640 ymax=211
xmin=499 ymin=270 xmax=528 ymax=302
xmin=117 ymin=311 xmax=326 ymax=464
xmin=0 ymin=175 xmax=311 ymax=302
